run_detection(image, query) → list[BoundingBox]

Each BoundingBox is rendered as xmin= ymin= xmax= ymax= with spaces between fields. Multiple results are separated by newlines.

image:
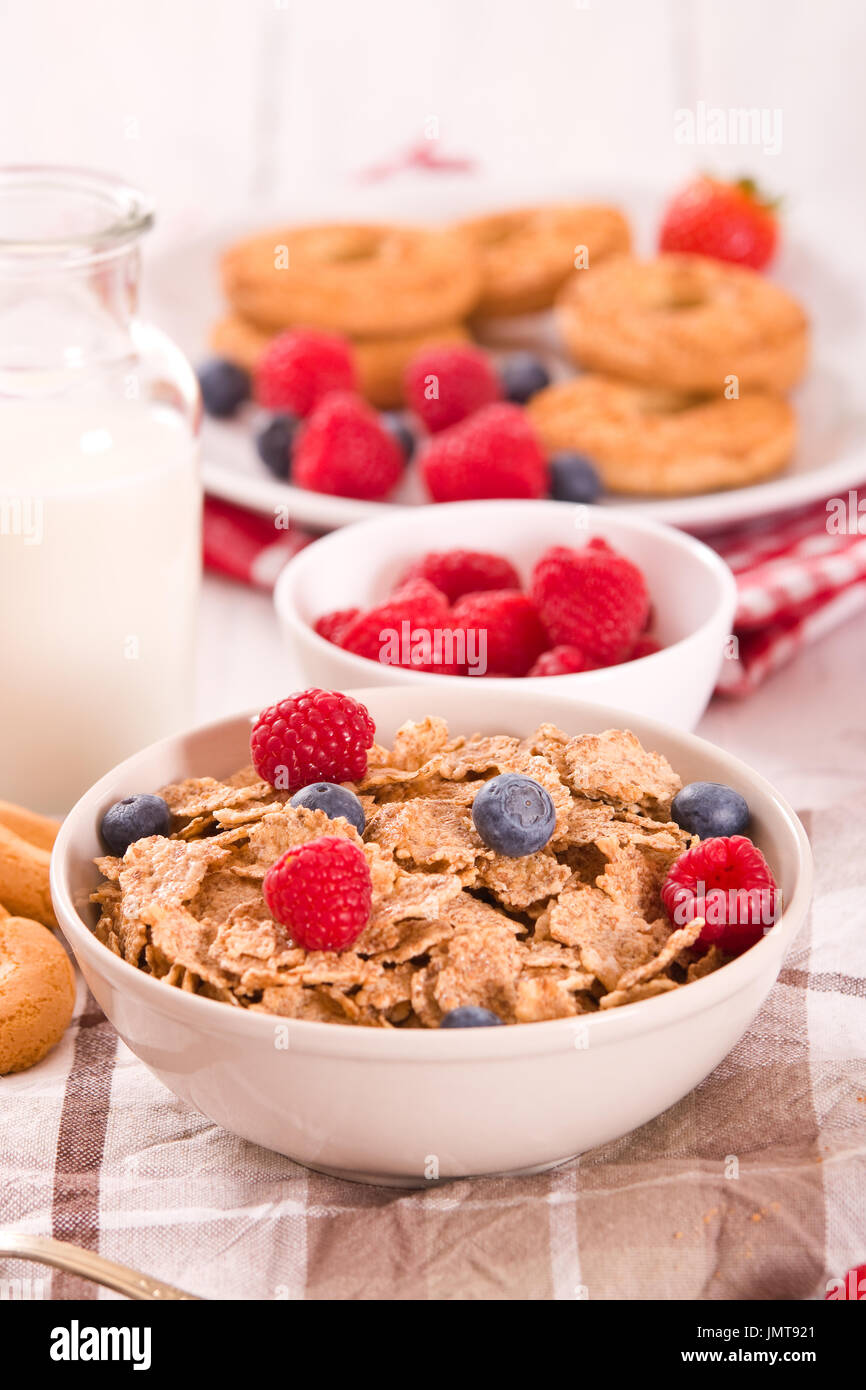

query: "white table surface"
xmin=196 ymin=569 xmax=866 ymax=823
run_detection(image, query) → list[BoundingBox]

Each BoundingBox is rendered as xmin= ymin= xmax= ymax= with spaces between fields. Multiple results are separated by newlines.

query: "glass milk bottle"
xmin=0 ymin=168 xmax=201 ymax=814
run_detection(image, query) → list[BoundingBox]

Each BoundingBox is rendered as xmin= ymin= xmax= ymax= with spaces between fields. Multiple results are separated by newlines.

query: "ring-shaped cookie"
xmin=556 ymin=254 xmax=808 ymax=393
xmin=527 ymin=374 xmax=796 ymax=496
xmin=211 ymin=315 xmax=471 ymax=410
xmin=456 ymin=203 xmax=631 ymax=317
xmin=0 ymin=917 xmax=75 ymax=1073
xmin=220 ymin=223 xmax=481 ymax=338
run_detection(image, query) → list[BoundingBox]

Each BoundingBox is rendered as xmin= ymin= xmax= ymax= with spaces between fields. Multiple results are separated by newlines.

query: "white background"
xmin=2 ymin=0 xmax=865 ymax=237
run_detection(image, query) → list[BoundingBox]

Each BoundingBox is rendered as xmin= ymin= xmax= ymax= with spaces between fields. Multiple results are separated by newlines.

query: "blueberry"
xmin=439 ymin=1006 xmax=504 ymax=1028
xmin=290 ymin=782 xmax=366 ymax=835
xmin=549 ymin=451 xmax=602 ymax=504
xmin=671 ymin=782 xmax=750 ymax=840
xmin=380 ymin=412 xmax=415 ymax=461
xmin=256 ymin=414 xmax=298 ymax=478
xmin=500 ymin=352 xmax=551 ymax=404
xmin=101 ymin=794 xmax=171 ymax=855
xmin=197 ymin=359 xmax=251 ymax=418
xmin=471 ymin=773 xmax=556 ymax=857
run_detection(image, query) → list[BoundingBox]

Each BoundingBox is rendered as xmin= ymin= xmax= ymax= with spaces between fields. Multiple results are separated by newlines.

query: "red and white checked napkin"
xmin=203 ymin=489 xmax=866 ymax=698
xmin=710 ymin=492 xmax=866 ymax=694
xmin=203 ymin=496 xmax=314 ymax=587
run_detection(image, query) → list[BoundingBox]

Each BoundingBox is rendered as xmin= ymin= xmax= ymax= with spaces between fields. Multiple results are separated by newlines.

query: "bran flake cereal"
xmin=91 ymin=719 xmax=731 ymax=1027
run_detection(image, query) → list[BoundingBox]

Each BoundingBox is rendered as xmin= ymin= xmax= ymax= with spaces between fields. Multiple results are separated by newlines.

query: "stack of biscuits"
xmin=212 ymin=202 xmax=809 ymax=496
xmin=0 ymin=802 xmax=75 ymax=1074
xmin=212 ymin=204 xmax=630 ymax=409
xmin=527 ymin=252 xmax=809 ymax=495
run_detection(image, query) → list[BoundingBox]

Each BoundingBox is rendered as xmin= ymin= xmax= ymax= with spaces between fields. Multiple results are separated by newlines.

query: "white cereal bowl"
xmin=50 ymin=685 xmax=811 ymax=1187
xmin=273 ymin=500 xmax=738 ymax=731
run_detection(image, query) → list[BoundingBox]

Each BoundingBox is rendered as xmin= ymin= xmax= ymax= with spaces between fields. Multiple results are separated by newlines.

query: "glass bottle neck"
xmin=0 ymin=244 xmax=142 ymax=379
xmin=0 ymin=167 xmax=152 ymax=390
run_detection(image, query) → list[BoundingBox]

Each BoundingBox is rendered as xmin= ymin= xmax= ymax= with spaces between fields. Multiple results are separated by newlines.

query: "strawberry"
xmin=659 ymin=176 xmax=779 ymax=271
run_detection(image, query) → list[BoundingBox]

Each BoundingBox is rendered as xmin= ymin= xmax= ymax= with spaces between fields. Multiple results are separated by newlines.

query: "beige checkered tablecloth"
xmin=1 ymin=799 xmax=864 ymax=1302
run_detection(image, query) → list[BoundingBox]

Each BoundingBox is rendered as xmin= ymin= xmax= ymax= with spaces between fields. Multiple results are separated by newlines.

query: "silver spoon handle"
xmin=0 ymin=1232 xmax=201 ymax=1300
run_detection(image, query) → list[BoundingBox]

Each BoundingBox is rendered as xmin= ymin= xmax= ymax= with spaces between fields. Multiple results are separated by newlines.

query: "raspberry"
xmin=254 ymin=330 xmax=357 ymax=416
xmin=339 ymin=579 xmax=459 ymax=674
xmin=629 ymin=635 xmax=662 ymax=661
xmin=661 ymin=835 xmax=780 ymax=956
xmin=452 ymin=589 xmax=547 ymax=678
xmin=527 ymin=645 xmax=593 ymax=677
xmin=314 ymin=608 xmax=361 ymax=645
xmin=404 ymin=344 xmax=500 ymax=432
xmin=263 ymin=836 xmax=372 ymax=951
xmin=421 ymin=403 xmax=548 ymax=503
xmin=293 ymin=392 xmax=404 ymax=500
xmin=530 ymin=543 xmax=649 ymax=665
xmin=395 ymin=549 xmax=520 ymax=604
xmin=250 ymin=689 xmax=375 ymax=790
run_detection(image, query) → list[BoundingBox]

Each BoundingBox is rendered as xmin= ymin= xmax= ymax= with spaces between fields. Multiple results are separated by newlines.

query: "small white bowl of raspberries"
xmin=274 ymin=500 xmax=737 ymax=730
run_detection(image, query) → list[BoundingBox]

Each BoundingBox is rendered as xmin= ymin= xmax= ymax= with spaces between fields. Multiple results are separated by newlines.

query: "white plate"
xmin=147 ymin=185 xmax=866 ymax=534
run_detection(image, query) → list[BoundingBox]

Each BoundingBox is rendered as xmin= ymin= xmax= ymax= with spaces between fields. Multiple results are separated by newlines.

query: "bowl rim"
xmin=273 ymin=499 xmax=738 ymax=689
xmin=50 ymin=686 xmax=813 ymax=1062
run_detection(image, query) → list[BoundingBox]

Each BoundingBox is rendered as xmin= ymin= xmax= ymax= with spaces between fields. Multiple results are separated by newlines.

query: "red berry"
xmin=395 ymin=549 xmax=520 ymax=604
xmin=250 ymin=688 xmax=375 ymax=790
xmin=628 ymin=635 xmax=662 ymax=661
xmin=659 ymin=176 xmax=779 ymax=271
xmin=293 ymin=392 xmax=404 ymax=500
xmin=254 ymin=329 xmax=357 ymax=415
xmin=405 ymin=344 xmax=501 ymax=433
xmin=340 ymin=579 xmax=458 ymax=674
xmin=313 ymin=608 xmax=361 ymax=645
xmin=421 ymin=403 xmax=548 ymax=503
xmin=825 ymin=1264 xmax=866 ymax=1300
xmin=661 ymin=835 xmax=779 ymax=955
xmin=527 ymin=645 xmax=593 ymax=677
xmin=263 ymin=836 xmax=372 ymax=951
xmin=452 ymin=589 xmax=548 ymax=678
xmin=530 ymin=543 xmax=649 ymax=666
